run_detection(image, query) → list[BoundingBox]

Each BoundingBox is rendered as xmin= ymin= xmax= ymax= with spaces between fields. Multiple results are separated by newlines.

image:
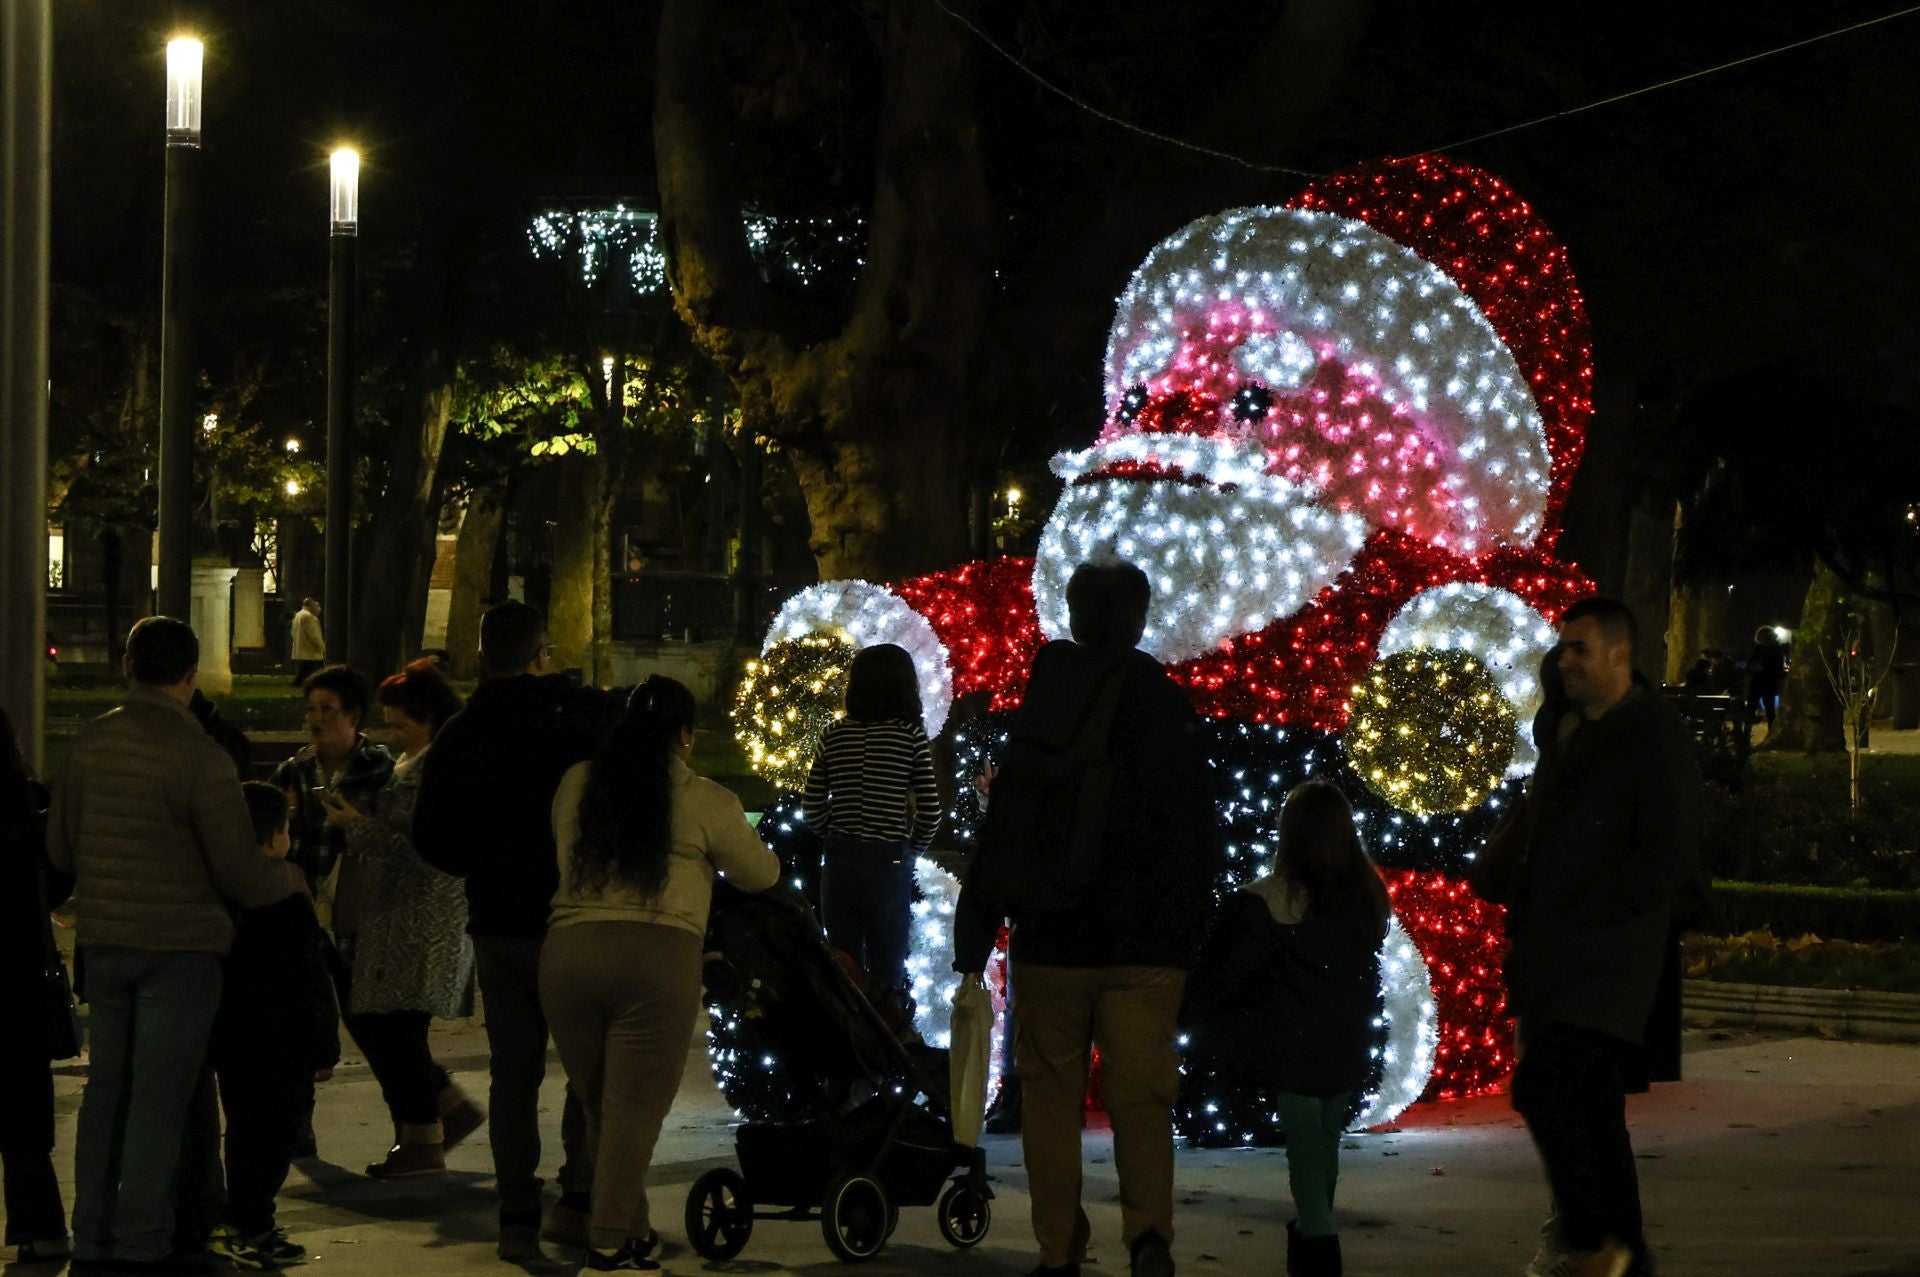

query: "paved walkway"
xmin=25 ymin=1021 xmax=1920 ymax=1276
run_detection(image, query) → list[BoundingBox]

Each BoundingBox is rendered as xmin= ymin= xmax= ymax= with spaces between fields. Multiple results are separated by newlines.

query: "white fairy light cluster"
xmin=765 ymin=582 xmax=954 ymax=737
xmin=906 ymin=858 xmax=1009 ymax=1108
xmin=1101 ymin=205 xmax=1552 ymax=553
xmin=527 ymin=204 xmax=665 ymax=292
xmin=1033 ymin=434 xmax=1368 ymax=664
xmin=529 ymin=207 xmax=864 ymax=294
xmin=1349 ymin=914 xmax=1439 ymax=1130
xmin=1375 ymin=583 xmax=1558 ymax=774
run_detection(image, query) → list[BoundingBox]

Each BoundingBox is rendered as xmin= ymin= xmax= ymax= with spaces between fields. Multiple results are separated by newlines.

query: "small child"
xmin=800 ymin=643 xmax=941 ymax=1004
xmin=207 ymin=782 xmax=338 ymax=1270
xmin=1184 ymin=780 xmax=1390 ymax=1277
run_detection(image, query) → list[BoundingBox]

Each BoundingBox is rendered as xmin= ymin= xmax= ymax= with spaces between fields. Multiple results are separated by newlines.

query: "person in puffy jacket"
xmin=1183 ymin=780 xmax=1388 ymax=1277
xmin=48 ymin=617 xmax=304 ymax=1273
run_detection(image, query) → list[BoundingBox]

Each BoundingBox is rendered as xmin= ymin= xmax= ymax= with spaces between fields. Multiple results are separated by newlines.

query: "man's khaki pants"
xmin=1012 ymin=962 xmax=1186 ymax=1268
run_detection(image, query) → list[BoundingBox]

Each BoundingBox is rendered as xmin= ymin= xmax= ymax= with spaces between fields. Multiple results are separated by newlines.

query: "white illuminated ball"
xmin=1375 ymin=583 xmax=1559 ymax=775
xmin=765 ymin=581 xmax=954 ymax=737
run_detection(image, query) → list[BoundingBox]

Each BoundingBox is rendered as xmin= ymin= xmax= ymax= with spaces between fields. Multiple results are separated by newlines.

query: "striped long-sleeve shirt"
xmin=801 ymin=716 xmax=942 ymax=849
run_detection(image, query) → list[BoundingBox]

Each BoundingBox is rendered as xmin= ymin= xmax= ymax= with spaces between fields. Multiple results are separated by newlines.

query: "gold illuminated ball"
xmin=1344 ymin=648 xmax=1516 ymax=816
xmin=732 ymin=634 xmax=856 ymax=792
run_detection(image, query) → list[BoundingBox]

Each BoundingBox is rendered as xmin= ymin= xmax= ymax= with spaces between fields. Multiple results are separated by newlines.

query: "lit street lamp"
xmin=324 ymin=146 xmax=357 ymax=661
xmin=155 ymin=35 xmax=202 ymax=619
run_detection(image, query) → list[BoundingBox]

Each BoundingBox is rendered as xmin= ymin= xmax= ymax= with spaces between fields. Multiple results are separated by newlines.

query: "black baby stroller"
xmin=686 ymin=883 xmax=993 ymax=1263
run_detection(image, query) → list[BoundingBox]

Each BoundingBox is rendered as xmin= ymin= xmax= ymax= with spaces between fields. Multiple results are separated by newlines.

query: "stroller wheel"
xmin=820 ymin=1170 xmax=891 ymax=1263
xmin=685 ymin=1168 xmax=753 ymax=1260
xmin=936 ymin=1179 xmax=991 ymax=1247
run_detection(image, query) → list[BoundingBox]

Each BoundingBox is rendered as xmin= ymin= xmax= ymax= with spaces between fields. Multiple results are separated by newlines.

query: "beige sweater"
xmin=549 ymin=757 xmax=781 ymax=937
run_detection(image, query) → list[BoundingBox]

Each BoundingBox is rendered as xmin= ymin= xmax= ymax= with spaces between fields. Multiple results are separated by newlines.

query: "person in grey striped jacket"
xmin=801 ymin=643 xmax=941 ymax=1000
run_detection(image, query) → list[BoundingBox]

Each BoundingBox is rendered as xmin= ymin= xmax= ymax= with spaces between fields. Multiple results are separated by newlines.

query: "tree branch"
xmin=654 ymin=0 xmax=801 ymax=392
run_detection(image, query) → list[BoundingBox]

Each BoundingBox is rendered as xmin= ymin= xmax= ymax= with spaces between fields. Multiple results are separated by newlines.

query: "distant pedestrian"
xmin=1184 ymin=781 xmax=1389 ymax=1276
xmin=956 ymin=561 xmax=1219 ymax=1277
xmin=205 ymin=782 xmax=335 ymax=1271
xmin=414 ymin=601 xmax=621 ymax=1263
xmin=321 ymin=660 xmax=481 ymax=1178
xmin=48 ymin=617 xmax=304 ymax=1274
xmin=1746 ymin=626 xmax=1787 ymax=732
xmin=542 ymin=675 xmax=781 ymax=1271
xmin=1 ymin=706 xmax=72 ymax=1265
xmin=801 ymin=642 xmax=941 ymax=1004
xmin=290 ymin=599 xmax=326 ymax=686
xmin=1499 ymin=598 xmax=1707 ymax=1277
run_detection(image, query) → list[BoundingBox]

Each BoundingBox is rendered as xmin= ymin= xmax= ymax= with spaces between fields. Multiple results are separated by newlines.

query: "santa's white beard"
xmin=1035 ymin=437 xmax=1368 ymax=664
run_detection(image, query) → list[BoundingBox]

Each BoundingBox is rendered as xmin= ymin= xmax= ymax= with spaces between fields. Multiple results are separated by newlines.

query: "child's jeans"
xmin=820 ymin=833 xmax=913 ymax=993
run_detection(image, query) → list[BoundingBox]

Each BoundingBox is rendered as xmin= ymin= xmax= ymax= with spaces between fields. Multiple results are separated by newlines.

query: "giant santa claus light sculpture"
xmin=726 ymin=154 xmax=1597 ymax=1140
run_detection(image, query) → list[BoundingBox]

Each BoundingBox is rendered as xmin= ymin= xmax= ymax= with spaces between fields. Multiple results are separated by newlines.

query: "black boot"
xmin=984 ymin=1075 xmax=1023 ymax=1134
xmin=1286 ymin=1222 xmax=1342 ymax=1276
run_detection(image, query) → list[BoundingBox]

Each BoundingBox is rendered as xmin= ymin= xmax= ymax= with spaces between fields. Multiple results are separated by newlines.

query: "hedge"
xmin=1707 ymin=880 xmax=1920 ymax=943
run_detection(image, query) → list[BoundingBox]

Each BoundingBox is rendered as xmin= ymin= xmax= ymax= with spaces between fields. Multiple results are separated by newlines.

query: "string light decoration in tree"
xmin=528 ymin=206 xmax=866 ymax=294
xmin=731 ymin=635 xmax=854 ymax=792
xmin=728 ymin=153 xmax=1597 ymax=1133
xmin=1345 ymin=649 xmax=1517 ymax=816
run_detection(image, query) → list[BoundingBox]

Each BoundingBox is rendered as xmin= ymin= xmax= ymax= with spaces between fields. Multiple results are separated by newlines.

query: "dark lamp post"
xmin=323 ymin=147 xmax=358 ymax=661
xmin=155 ymin=36 xmax=202 ymax=619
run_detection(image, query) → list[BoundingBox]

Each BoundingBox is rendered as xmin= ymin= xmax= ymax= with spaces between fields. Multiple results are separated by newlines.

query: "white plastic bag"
xmin=949 ymin=975 xmax=993 ymax=1147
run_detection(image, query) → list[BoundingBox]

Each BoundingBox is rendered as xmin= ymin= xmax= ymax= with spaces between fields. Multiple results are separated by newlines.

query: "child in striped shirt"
xmin=801 ymin=643 xmax=941 ymax=998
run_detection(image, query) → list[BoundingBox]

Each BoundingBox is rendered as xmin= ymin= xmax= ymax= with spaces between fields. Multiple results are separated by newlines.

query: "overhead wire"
xmin=933 ymin=0 xmax=1920 ymax=172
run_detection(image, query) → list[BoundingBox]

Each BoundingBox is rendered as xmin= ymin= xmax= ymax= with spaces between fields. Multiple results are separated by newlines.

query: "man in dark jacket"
xmin=956 ymin=562 xmax=1218 ymax=1277
xmin=1505 ymin=597 xmax=1707 ymax=1277
xmin=49 ymin=618 xmax=304 ymax=1275
xmin=413 ymin=602 xmax=619 ymax=1263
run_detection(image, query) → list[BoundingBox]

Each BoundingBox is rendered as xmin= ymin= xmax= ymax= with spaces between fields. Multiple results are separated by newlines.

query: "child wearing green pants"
xmin=1184 ymin=781 xmax=1390 ymax=1276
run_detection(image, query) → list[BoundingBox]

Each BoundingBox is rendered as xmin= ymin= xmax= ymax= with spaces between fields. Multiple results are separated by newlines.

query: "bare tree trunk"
xmin=547 ymin=453 xmax=601 ymax=677
xmin=445 ymin=491 xmax=503 ymax=679
xmin=349 ymin=377 xmax=452 ymax=677
xmin=1770 ymin=557 xmax=1847 ymax=753
xmin=655 ymin=0 xmax=992 ymax=583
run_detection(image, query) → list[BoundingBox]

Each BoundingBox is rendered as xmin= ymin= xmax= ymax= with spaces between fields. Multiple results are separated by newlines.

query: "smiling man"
xmin=1503 ymin=597 xmax=1708 ymax=1277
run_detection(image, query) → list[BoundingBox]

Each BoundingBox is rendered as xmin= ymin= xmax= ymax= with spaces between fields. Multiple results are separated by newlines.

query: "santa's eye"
xmin=1117 ymin=384 xmax=1149 ymax=424
xmin=1230 ymin=384 xmax=1274 ymax=422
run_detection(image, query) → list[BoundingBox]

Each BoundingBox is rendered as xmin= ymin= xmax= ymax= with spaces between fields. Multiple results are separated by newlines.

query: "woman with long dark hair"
xmin=540 ymin=675 xmax=780 ymax=1271
xmin=0 ymin=706 xmax=71 ymax=1263
xmin=1184 ymin=780 xmax=1389 ymax=1276
xmin=801 ymin=643 xmax=941 ymax=999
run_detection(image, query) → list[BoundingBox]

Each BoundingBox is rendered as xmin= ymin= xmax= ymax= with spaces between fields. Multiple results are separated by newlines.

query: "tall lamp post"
xmin=3 ymin=0 xmax=53 ymax=765
xmin=324 ymin=147 xmax=357 ymax=662
xmin=155 ymin=35 xmax=202 ymax=619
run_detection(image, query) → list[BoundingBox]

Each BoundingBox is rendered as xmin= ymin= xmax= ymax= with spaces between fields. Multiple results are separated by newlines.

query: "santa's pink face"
xmin=1033 ymin=206 xmax=1554 ymax=664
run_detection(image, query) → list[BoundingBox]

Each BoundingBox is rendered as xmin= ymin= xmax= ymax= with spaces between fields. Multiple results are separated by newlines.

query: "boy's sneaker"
xmin=584 ymin=1232 xmax=660 ymax=1271
xmin=213 ymin=1226 xmax=306 ymax=1269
